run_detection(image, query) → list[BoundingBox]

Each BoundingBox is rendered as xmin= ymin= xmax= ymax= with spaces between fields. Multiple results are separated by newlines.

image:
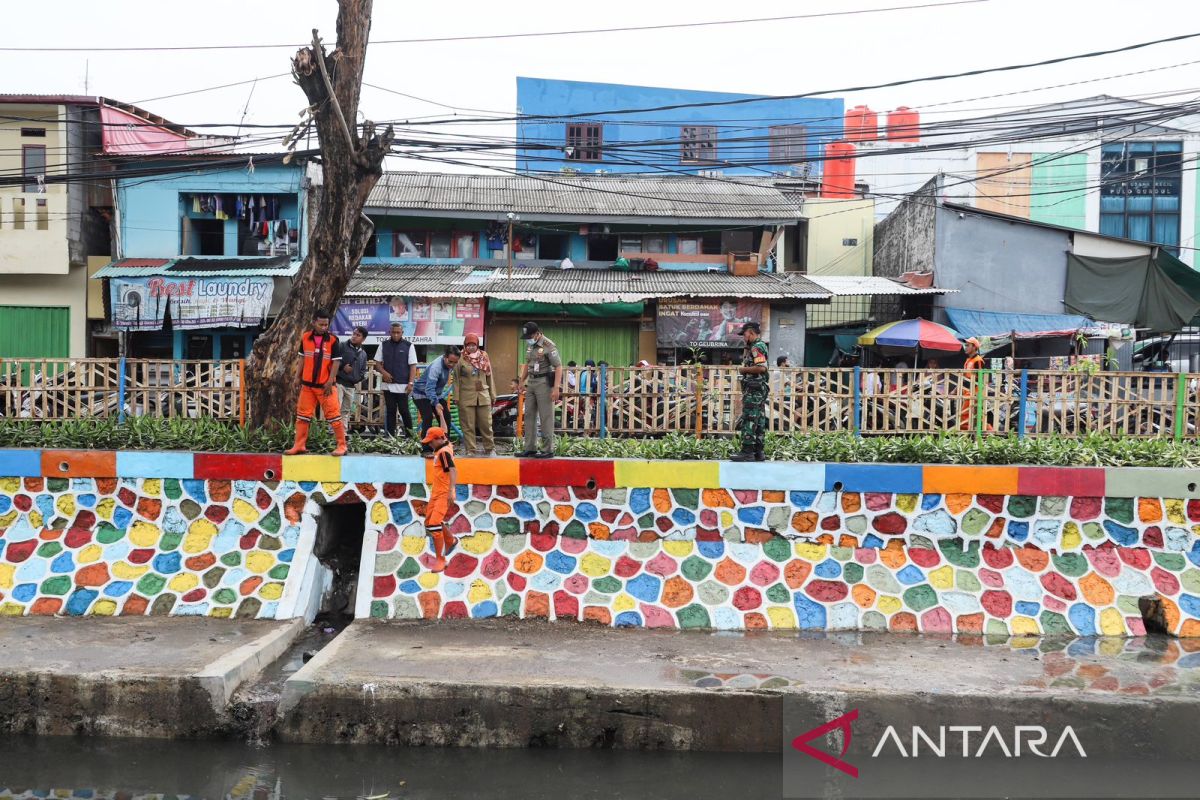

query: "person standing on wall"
xmin=285 ymin=310 xmax=348 ymax=457
xmin=421 ymin=426 xmax=458 ymax=573
xmin=518 ymin=321 xmax=562 ymax=458
xmin=732 ymin=321 xmax=769 ymax=462
xmin=454 ymin=332 xmax=497 ymax=456
xmin=377 ymin=322 xmax=417 ymax=437
xmin=335 ymin=326 xmax=368 ymax=426
xmin=412 ymin=346 xmax=460 ymax=455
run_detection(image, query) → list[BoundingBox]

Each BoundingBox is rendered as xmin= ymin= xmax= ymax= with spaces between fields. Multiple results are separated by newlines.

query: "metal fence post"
xmin=117 ymin=356 xmax=127 ymax=423
xmin=852 ymin=366 xmax=862 ymax=438
xmin=1174 ymin=372 xmax=1187 ymax=441
xmin=598 ymin=362 xmax=608 ymax=439
xmin=1016 ymin=369 xmax=1029 ymax=440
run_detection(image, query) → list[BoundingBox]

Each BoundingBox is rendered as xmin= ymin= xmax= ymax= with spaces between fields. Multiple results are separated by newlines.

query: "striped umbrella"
xmin=857 ymin=318 xmax=962 ymax=352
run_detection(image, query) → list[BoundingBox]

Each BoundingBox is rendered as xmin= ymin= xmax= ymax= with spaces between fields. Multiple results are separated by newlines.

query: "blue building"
xmin=515 ymin=77 xmax=844 ymax=177
xmin=95 ymin=157 xmax=309 ymax=360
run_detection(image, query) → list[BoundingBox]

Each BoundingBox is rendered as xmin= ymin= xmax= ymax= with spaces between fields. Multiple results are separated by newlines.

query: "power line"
xmin=0 ymin=1 xmax=987 ymax=52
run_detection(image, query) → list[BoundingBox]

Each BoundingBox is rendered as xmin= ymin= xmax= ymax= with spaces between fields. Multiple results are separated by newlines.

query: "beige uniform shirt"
xmin=525 ymin=335 xmax=562 ymax=384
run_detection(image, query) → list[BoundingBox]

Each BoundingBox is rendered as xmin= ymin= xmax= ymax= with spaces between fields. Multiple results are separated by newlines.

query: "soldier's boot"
xmin=730 ymin=443 xmax=757 ymax=462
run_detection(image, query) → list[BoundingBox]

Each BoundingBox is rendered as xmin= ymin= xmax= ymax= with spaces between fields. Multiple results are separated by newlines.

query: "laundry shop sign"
xmin=110 ymin=276 xmax=275 ymax=330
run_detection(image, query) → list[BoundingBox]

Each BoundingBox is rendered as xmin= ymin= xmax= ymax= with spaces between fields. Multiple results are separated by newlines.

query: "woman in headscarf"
xmin=453 ymin=332 xmax=497 ymax=455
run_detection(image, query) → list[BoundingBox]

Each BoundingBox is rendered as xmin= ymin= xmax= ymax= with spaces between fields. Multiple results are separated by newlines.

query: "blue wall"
xmin=118 ymin=163 xmax=306 ymax=258
xmin=516 ymin=77 xmax=843 ymax=176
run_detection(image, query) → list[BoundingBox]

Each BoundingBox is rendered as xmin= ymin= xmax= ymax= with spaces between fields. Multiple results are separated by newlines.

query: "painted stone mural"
xmin=1 ymin=450 xmax=1199 ymax=635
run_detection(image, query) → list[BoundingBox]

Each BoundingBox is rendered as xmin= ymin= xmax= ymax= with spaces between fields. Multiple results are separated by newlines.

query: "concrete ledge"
xmin=0 ymin=617 xmax=300 ymax=738
xmin=275 ymin=619 xmax=1200 ymax=754
xmin=194 ymin=617 xmax=303 ymax=706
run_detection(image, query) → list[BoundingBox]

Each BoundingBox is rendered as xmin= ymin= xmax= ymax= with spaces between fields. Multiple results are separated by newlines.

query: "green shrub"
xmin=1 ymin=418 xmax=1198 ymax=467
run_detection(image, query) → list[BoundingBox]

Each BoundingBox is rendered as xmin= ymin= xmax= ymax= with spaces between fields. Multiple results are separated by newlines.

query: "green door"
xmin=518 ymin=322 xmax=638 ymax=368
xmin=0 ymin=306 xmax=70 ymax=358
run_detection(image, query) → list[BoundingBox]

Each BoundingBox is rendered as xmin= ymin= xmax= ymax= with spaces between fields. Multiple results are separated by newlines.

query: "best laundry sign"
xmin=110 ymin=276 xmax=274 ymax=330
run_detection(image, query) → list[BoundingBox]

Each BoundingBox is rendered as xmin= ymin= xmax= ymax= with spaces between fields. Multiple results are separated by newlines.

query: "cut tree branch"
xmin=311 ymin=28 xmax=358 ymax=158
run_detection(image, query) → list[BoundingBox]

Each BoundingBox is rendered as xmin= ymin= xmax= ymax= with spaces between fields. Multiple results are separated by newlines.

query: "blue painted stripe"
xmin=825 ymin=464 xmax=923 ymax=493
xmin=719 ymin=461 xmax=824 ymax=491
xmin=0 ymin=450 xmax=42 ymax=477
xmin=115 ymin=451 xmax=195 ymax=479
xmin=341 ymin=455 xmax=427 ymax=484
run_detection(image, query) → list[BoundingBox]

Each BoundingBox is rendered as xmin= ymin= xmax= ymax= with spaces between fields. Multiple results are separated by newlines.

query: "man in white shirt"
xmin=376 ymin=322 xmax=418 ymax=436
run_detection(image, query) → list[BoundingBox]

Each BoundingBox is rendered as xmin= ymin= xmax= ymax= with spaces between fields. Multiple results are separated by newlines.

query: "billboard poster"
xmin=334 ymin=297 xmax=484 ymax=345
xmin=110 ymin=276 xmax=274 ymax=331
xmin=656 ymin=298 xmax=766 ymax=348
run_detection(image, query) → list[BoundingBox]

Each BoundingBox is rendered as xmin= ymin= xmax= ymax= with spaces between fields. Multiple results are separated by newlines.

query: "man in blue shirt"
xmin=411 ymin=346 xmax=461 ymax=454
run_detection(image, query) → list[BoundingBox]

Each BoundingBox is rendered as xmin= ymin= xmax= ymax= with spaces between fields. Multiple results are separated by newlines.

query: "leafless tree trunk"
xmin=247 ymin=0 xmax=393 ymax=427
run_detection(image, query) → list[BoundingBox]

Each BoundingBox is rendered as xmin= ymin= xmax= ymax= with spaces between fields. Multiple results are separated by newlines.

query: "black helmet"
xmin=520 ymin=321 xmax=540 ymax=339
xmin=738 ymin=321 xmax=761 ymax=335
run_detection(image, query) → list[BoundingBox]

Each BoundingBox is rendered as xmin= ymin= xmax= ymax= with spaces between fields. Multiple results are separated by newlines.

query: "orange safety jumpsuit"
xmin=960 ymin=354 xmax=986 ymax=431
xmin=287 ymin=329 xmax=348 ymax=455
xmin=425 ymin=442 xmax=457 ymax=563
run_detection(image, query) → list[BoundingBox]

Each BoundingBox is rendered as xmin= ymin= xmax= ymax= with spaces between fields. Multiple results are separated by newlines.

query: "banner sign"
xmin=335 ymin=297 xmax=484 ymax=345
xmin=656 ymin=298 xmax=766 ymax=348
xmin=110 ymin=276 xmax=274 ymax=331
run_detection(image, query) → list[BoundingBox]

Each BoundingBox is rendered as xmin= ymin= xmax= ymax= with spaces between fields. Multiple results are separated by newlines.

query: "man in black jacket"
xmin=376 ymin=322 xmax=417 ymax=436
xmin=336 ymin=326 xmax=369 ymax=423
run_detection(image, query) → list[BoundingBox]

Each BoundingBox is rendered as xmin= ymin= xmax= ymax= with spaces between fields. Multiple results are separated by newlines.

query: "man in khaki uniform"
xmin=518 ymin=321 xmax=562 ymax=458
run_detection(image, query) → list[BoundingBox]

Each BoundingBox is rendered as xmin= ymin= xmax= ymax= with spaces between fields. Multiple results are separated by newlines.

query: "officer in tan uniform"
xmin=518 ymin=321 xmax=562 ymax=458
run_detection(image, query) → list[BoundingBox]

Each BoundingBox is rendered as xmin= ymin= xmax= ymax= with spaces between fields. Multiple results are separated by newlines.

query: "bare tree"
xmin=247 ymin=0 xmax=393 ymax=427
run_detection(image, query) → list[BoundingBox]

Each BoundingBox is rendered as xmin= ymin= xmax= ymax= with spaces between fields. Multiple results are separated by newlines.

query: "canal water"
xmin=0 ymin=735 xmax=780 ymax=800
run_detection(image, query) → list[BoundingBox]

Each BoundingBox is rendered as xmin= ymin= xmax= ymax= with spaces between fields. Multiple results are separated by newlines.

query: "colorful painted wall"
xmin=1 ymin=450 xmax=1199 ymax=636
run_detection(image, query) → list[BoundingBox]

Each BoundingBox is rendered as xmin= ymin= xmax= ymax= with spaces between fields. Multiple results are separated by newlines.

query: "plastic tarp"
xmin=100 ymin=105 xmax=191 ymax=154
xmin=943 ymin=308 xmax=1097 ymax=340
xmin=1065 ymin=253 xmax=1200 ymax=332
xmin=487 ymin=300 xmax=643 ymax=318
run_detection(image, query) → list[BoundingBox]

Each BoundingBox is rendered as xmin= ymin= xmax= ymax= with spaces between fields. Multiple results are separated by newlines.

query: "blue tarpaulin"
xmin=943 ymin=308 xmax=1099 ymax=340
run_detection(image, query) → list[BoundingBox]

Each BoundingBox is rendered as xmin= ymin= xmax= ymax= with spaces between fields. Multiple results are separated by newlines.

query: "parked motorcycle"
xmin=492 ymin=393 xmax=519 ymax=437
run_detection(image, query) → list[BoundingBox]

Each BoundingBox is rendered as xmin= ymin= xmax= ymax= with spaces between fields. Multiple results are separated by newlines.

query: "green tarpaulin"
xmin=1064 ymin=252 xmax=1200 ymax=333
xmin=488 ymin=300 xmax=644 ymax=318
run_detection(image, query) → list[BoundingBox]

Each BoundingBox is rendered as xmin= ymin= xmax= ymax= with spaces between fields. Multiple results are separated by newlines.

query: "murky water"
xmin=0 ymin=736 xmax=780 ymax=800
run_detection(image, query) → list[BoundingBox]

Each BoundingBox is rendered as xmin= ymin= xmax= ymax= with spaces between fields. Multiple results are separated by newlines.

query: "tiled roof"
xmin=346 ymin=264 xmax=830 ymax=303
xmin=367 ymin=171 xmax=806 ymax=222
xmin=805 ymin=274 xmax=954 ymax=296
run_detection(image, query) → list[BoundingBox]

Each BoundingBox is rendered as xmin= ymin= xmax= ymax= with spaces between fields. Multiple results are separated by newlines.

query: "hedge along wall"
xmin=0 ymin=450 xmax=1199 ymax=635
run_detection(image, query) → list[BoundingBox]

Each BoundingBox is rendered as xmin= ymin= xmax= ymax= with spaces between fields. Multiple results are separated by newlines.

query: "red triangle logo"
xmin=791 ymin=708 xmax=859 ymax=778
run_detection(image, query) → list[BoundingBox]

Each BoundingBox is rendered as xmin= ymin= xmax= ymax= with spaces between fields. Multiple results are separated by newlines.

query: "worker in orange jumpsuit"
xmin=285 ymin=310 xmax=349 ymax=456
xmin=960 ymin=337 xmax=987 ymax=431
xmin=422 ymin=426 xmax=458 ymax=573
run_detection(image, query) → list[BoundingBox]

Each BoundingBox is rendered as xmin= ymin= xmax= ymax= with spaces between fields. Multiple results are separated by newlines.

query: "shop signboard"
xmin=334 ymin=297 xmax=484 ymax=345
xmin=110 ymin=276 xmax=274 ymax=331
xmin=656 ymin=298 xmax=766 ymax=348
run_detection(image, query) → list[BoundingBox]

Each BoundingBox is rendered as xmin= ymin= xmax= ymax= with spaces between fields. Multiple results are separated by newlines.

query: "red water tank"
xmin=821 ymin=141 xmax=856 ymax=199
xmin=886 ymin=106 xmax=920 ymax=143
xmin=844 ymin=105 xmax=879 ymax=142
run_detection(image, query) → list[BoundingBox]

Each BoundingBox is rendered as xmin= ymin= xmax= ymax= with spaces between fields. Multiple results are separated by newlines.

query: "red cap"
xmin=421 ymin=426 xmax=447 ymax=444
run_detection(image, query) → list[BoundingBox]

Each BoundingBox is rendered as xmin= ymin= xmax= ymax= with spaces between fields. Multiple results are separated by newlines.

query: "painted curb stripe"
xmin=193 ymin=453 xmax=282 ymax=482
xmin=1016 ymin=467 xmax=1105 ymax=497
xmin=719 ymin=461 xmax=824 ymax=491
xmin=826 ymin=464 xmax=922 ymax=493
xmin=40 ymin=450 xmax=117 ymax=478
xmin=519 ymin=459 xmax=616 ymax=489
xmin=0 ymin=450 xmax=42 ymax=477
xmin=614 ymin=461 xmax=719 ymax=489
xmin=282 ymin=455 xmax=343 ymax=483
xmin=115 ymin=451 xmax=195 ymax=479
xmin=1104 ymin=468 xmax=1200 ymax=499
xmin=923 ymin=465 xmax=1019 ymax=495
xmin=341 ymin=456 xmax=425 ymax=484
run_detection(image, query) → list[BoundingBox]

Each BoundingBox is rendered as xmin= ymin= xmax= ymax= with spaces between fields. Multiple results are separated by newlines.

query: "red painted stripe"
xmin=519 ymin=458 xmax=616 ymax=489
xmin=194 ymin=453 xmax=282 ymax=481
xmin=1016 ymin=467 xmax=1105 ymax=497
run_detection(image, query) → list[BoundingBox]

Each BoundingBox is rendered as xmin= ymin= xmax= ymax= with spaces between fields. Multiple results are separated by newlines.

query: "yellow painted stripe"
xmin=282 ymin=455 xmax=343 ymax=482
xmin=614 ymin=460 xmax=720 ymax=489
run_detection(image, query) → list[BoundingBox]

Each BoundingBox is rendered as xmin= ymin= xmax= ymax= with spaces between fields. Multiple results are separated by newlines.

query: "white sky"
xmin=6 ymin=0 xmax=1200 ymax=170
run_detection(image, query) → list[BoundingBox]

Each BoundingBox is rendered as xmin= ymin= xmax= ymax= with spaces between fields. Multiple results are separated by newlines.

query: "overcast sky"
xmin=7 ymin=0 xmax=1200 ymax=170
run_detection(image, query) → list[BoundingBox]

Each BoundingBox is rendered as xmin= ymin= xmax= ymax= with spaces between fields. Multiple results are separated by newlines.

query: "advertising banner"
xmin=656 ymin=298 xmax=766 ymax=348
xmin=334 ymin=297 xmax=484 ymax=345
xmin=110 ymin=276 xmax=274 ymax=331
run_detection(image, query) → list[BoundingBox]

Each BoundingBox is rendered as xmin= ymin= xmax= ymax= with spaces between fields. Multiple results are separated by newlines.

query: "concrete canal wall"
xmin=1 ymin=449 xmax=1199 ymax=636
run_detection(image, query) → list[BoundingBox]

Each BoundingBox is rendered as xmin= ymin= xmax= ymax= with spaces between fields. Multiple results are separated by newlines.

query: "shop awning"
xmin=488 ymin=300 xmax=644 ymax=317
xmin=1065 ymin=252 xmax=1200 ymax=332
xmin=944 ymin=308 xmax=1103 ymax=340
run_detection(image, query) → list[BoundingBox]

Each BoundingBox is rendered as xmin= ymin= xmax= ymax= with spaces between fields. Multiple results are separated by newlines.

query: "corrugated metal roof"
xmin=92 ymin=256 xmax=301 ymax=278
xmin=347 ymin=264 xmax=829 ymax=303
xmin=805 ymin=275 xmax=954 ymax=296
xmin=367 ymin=171 xmax=806 ymax=222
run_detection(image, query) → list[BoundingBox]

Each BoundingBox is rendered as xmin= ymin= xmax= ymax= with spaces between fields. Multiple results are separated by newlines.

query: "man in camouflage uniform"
xmin=732 ymin=321 xmax=769 ymax=462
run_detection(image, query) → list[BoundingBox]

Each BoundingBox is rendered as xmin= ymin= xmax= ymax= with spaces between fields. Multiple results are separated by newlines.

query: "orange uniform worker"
xmin=422 ymin=426 xmax=458 ymax=573
xmin=960 ymin=337 xmax=987 ymax=431
xmin=285 ymin=310 xmax=349 ymax=457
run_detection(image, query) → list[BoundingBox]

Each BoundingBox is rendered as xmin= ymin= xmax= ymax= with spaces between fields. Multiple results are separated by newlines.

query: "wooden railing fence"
xmin=2 ymin=359 xmax=1198 ymax=439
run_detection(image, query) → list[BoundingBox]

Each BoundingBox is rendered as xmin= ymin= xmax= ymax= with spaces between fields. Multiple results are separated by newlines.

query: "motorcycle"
xmin=491 ymin=393 xmax=520 ymax=437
